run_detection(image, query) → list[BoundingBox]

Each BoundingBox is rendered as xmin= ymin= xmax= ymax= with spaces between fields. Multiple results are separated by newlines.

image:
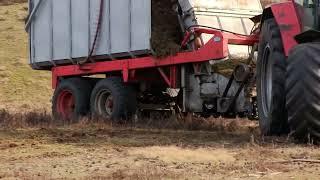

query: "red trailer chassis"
xmin=52 ymin=28 xmax=259 ymax=89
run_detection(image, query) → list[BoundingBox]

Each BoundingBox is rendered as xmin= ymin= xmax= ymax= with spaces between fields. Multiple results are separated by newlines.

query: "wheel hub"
xmin=57 ymin=90 xmax=75 ymax=120
xmin=105 ymin=95 xmax=114 ymax=115
xmin=95 ymin=89 xmax=114 ymax=118
xmin=261 ymin=44 xmax=273 ymax=118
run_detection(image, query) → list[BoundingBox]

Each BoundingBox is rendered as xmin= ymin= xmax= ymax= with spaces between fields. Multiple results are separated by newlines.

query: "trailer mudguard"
xmin=261 ymin=1 xmax=302 ymax=56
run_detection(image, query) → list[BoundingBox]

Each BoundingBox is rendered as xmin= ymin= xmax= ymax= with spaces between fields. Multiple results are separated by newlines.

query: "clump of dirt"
xmin=151 ymin=0 xmax=182 ymax=58
xmin=0 ymin=142 xmax=19 ymax=150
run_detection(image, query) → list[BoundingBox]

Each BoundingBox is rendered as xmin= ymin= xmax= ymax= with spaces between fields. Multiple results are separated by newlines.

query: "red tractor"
xmin=257 ymin=0 xmax=320 ymax=140
xmin=26 ymin=0 xmax=320 ymax=141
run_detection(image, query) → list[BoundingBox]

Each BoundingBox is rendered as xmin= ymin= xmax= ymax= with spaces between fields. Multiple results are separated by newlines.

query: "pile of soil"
xmin=151 ymin=0 xmax=182 ymax=58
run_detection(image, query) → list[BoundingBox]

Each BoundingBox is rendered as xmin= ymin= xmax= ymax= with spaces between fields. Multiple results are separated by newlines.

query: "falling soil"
xmin=151 ymin=0 xmax=182 ymax=58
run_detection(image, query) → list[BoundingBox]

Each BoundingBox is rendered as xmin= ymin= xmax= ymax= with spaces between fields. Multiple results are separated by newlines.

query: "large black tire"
xmin=286 ymin=43 xmax=320 ymax=141
xmin=52 ymin=78 xmax=93 ymax=122
xmin=90 ymin=77 xmax=137 ymax=121
xmin=257 ymin=18 xmax=288 ymax=135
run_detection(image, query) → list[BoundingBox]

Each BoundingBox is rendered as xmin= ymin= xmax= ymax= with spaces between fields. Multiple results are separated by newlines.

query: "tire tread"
xmin=286 ymin=43 xmax=320 ymax=140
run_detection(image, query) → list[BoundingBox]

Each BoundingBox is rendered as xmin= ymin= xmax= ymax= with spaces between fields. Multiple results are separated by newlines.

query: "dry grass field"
xmin=1 ymin=1 xmax=320 ymax=179
xmin=0 ymin=1 xmax=52 ymax=111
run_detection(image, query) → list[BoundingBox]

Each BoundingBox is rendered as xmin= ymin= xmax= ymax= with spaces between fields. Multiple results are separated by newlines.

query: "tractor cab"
xmin=295 ymin=0 xmax=320 ymax=30
xmin=294 ymin=0 xmax=320 ymax=42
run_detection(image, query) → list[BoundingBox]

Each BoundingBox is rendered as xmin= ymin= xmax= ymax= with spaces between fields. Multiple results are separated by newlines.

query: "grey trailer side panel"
xmin=71 ymin=0 xmax=90 ymax=58
xmin=131 ymin=0 xmax=151 ymax=52
xmin=28 ymin=0 xmax=151 ymax=68
xmin=89 ymin=0 xmax=110 ymax=56
xmin=110 ymin=0 xmax=130 ymax=54
xmin=33 ymin=0 xmax=51 ymax=63
xmin=52 ymin=0 xmax=71 ymax=60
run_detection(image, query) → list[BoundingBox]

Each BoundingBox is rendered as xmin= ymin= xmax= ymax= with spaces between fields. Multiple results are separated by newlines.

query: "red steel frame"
xmin=52 ymin=28 xmax=259 ymax=89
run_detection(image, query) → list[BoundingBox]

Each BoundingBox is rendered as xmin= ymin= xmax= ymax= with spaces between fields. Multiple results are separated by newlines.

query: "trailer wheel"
xmin=257 ymin=18 xmax=288 ymax=135
xmin=90 ymin=77 xmax=137 ymax=121
xmin=286 ymin=43 xmax=320 ymax=141
xmin=52 ymin=78 xmax=93 ymax=122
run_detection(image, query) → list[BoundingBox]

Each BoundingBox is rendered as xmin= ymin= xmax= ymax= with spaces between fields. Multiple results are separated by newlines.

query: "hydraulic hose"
xmin=80 ymin=0 xmax=104 ymax=65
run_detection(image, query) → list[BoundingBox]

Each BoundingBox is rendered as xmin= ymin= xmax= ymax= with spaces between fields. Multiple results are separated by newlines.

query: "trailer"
xmin=26 ymin=0 xmax=262 ymax=122
xmin=26 ymin=0 xmax=262 ymax=120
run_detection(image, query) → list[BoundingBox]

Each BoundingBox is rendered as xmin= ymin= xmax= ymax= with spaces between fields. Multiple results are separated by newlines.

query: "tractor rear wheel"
xmin=286 ymin=43 xmax=320 ymax=141
xmin=90 ymin=77 xmax=137 ymax=121
xmin=257 ymin=18 xmax=288 ymax=135
xmin=52 ymin=78 xmax=93 ymax=122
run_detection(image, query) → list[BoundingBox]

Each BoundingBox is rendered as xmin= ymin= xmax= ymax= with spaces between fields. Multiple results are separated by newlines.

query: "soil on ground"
xmin=0 ymin=118 xmax=320 ymax=179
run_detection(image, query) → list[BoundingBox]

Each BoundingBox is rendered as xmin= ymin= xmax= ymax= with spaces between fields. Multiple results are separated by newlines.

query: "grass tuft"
xmin=0 ymin=109 xmax=52 ymax=128
xmin=0 ymin=108 xmax=259 ymax=139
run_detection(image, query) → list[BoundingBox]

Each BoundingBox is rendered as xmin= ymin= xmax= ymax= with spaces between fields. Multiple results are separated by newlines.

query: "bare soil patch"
xmin=0 ymin=110 xmax=319 ymax=179
xmin=0 ymin=122 xmax=320 ymax=179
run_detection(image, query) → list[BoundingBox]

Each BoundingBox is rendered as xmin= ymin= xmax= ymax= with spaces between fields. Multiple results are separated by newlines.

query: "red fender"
xmin=262 ymin=1 xmax=302 ymax=56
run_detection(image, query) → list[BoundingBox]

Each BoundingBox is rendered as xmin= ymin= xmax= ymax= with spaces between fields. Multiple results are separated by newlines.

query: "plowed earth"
xmin=0 ymin=114 xmax=320 ymax=179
